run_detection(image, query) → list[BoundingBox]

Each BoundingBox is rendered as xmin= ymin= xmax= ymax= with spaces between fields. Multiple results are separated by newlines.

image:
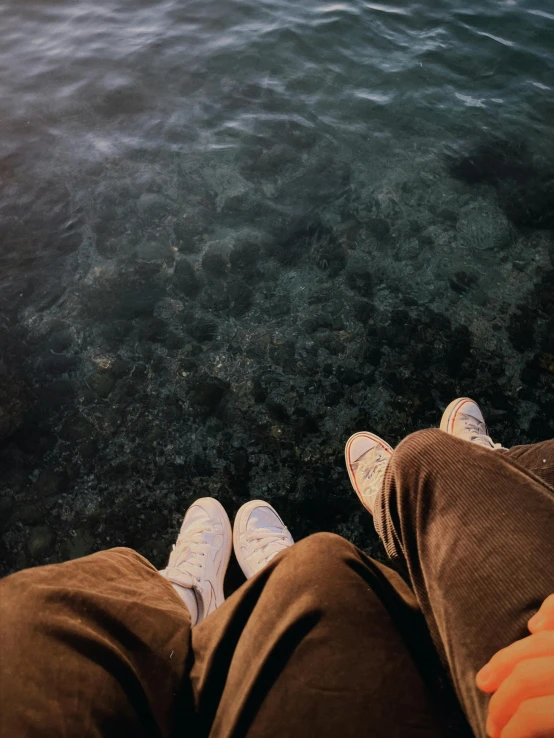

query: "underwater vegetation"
xmin=448 ymin=137 xmax=554 ymax=230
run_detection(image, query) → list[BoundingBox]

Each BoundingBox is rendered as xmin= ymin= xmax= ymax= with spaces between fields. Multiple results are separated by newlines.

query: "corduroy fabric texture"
xmin=0 ymin=535 xmax=460 ymax=737
xmin=374 ymin=430 xmax=554 ymax=737
xmin=1 ymin=431 xmax=552 ymax=737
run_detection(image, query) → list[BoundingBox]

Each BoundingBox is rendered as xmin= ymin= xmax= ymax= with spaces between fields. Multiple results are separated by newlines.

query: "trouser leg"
xmin=374 ymin=429 xmax=554 ymax=737
xmin=191 ymin=532 xmax=465 ymax=738
xmin=1 ymin=533 xmax=467 ymax=738
xmin=0 ymin=548 xmax=193 ymax=738
xmin=501 ymin=439 xmax=554 ymax=487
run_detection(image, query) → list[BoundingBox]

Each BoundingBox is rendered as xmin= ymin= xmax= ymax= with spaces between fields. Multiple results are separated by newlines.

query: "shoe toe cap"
xmin=346 ymin=433 xmax=379 ymax=464
xmin=246 ymin=503 xmax=283 ymax=532
xmin=454 ymin=399 xmax=485 ymax=426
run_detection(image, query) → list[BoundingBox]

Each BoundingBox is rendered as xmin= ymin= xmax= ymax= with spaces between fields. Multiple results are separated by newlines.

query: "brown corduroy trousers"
xmin=1 ymin=429 xmax=553 ymax=738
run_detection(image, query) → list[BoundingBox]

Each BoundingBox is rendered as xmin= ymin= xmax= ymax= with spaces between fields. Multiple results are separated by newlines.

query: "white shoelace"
xmin=461 ymin=414 xmax=502 ymax=450
xmin=164 ymin=521 xmax=220 ymax=585
xmin=247 ymin=526 xmax=290 ymax=566
xmin=352 ymin=446 xmax=390 ymax=505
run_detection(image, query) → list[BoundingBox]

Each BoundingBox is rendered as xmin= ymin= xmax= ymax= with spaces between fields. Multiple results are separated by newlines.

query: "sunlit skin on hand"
xmin=475 ymin=594 xmax=554 ymax=738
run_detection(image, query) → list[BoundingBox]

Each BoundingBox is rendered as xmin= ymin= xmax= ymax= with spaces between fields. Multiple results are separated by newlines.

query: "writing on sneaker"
xmin=345 ymin=432 xmax=393 ymax=514
xmin=440 ymin=397 xmax=502 ymax=449
xmin=159 ymin=497 xmax=232 ymax=623
xmin=233 ymin=500 xmax=294 ymax=579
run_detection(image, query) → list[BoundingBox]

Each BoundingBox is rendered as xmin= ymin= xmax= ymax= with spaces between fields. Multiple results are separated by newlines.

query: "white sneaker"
xmin=440 ymin=397 xmax=502 ymax=449
xmin=345 ymin=432 xmax=393 ymax=514
xmin=233 ymin=500 xmax=294 ymax=579
xmin=160 ymin=497 xmax=232 ymax=622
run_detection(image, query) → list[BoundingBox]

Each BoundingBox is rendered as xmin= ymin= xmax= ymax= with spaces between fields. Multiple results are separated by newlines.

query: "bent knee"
xmin=294 ymin=531 xmax=353 ymax=556
xmin=270 ymin=533 xmax=369 ymax=608
xmin=392 ymin=428 xmax=452 ymax=469
xmin=280 ymin=532 xmax=356 ymax=577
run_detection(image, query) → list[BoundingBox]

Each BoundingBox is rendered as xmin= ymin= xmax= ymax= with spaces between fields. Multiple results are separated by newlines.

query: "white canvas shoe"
xmin=345 ymin=432 xmax=393 ymax=514
xmin=440 ymin=397 xmax=502 ymax=449
xmin=233 ymin=500 xmax=294 ymax=579
xmin=160 ymin=497 xmax=232 ymax=622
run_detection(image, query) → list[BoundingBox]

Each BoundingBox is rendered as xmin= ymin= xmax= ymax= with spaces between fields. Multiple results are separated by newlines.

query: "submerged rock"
xmin=201 ymin=250 xmax=228 ymax=277
xmin=35 ymin=470 xmax=68 ymax=498
xmin=90 ymin=372 xmax=117 ymax=398
xmin=0 ymin=373 xmax=30 ymax=444
xmin=137 ymin=192 xmax=171 ymax=219
xmin=136 ymin=239 xmax=174 ymax=262
xmin=189 ymin=375 xmax=231 ymax=415
xmin=173 ymin=258 xmax=200 ymax=297
xmin=27 ymin=526 xmax=56 ymax=557
xmin=229 ymin=242 xmax=261 ymax=279
xmin=449 ymin=270 xmax=478 ymax=295
xmin=449 ymin=137 xmax=554 ymax=229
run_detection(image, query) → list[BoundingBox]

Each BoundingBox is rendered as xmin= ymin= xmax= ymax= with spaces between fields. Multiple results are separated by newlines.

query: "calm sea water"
xmin=1 ymin=0 xmax=553 ymax=573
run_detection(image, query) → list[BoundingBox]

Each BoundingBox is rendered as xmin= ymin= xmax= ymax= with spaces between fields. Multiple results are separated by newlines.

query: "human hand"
xmin=475 ymin=594 xmax=554 ymax=738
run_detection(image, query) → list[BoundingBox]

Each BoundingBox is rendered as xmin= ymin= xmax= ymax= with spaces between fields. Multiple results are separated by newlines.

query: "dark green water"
xmin=1 ymin=0 xmax=553 ymax=574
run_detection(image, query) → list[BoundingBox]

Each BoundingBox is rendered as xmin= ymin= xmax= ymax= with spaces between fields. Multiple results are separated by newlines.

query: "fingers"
xmin=485 ymin=657 xmax=554 ymax=737
xmin=500 ymin=696 xmax=554 ymax=738
xmin=529 ymin=594 xmax=554 ymax=634
xmin=476 ymin=632 xmax=554 ymax=693
xmin=475 ymin=594 xmax=554 ymax=737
